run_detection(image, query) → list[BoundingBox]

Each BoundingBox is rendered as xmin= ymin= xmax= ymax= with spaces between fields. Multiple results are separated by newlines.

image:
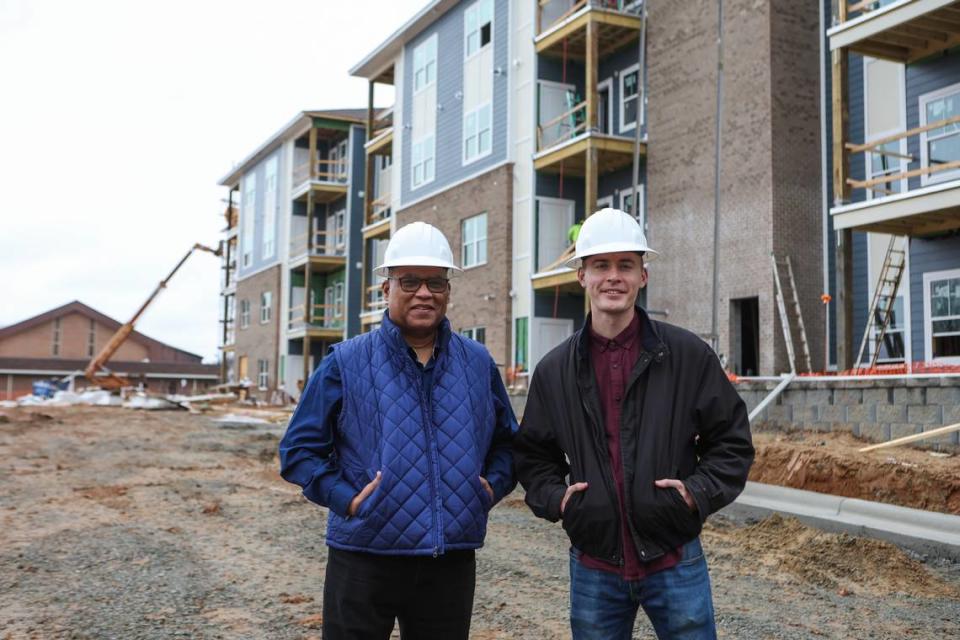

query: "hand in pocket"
xmin=348 ymin=471 xmax=382 ymax=516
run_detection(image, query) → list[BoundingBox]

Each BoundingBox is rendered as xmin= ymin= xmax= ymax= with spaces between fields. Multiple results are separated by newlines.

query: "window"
xmin=464 ymin=103 xmax=492 ymax=163
xmin=87 ymin=319 xmax=96 ymax=357
xmin=461 ymin=326 xmax=486 ymax=344
xmin=334 ymin=282 xmax=345 ymax=321
xmin=465 ymin=0 xmax=493 ymax=58
xmin=52 ymin=318 xmax=61 ymax=356
xmin=462 ymin=213 xmax=488 ymax=268
xmin=242 ymin=175 xmax=256 ymax=267
xmin=335 ymin=209 xmax=346 ymax=249
xmin=619 ymin=63 xmax=641 ymax=133
xmin=924 ymin=269 xmax=960 ymax=362
xmin=240 ymin=299 xmax=251 ymax=329
xmin=411 ymin=34 xmax=438 ymax=189
xmin=262 ymin=157 xmax=277 ymax=259
xmin=413 ymin=34 xmax=437 ymax=92
xmin=920 ymin=83 xmax=960 ymax=186
xmin=260 ymin=291 xmax=272 ymax=324
xmin=412 ymin=136 xmax=436 ymax=188
xmin=330 ymin=139 xmax=349 ymax=182
xmin=257 ymin=359 xmax=269 ymax=390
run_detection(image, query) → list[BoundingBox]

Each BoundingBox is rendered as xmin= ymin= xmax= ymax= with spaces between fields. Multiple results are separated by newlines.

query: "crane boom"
xmin=84 ymin=242 xmax=222 ymax=388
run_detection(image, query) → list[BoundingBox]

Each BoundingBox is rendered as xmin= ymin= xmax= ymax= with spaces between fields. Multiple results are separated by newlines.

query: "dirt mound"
xmin=750 ymin=431 xmax=960 ymax=515
xmin=713 ymin=514 xmax=959 ymax=599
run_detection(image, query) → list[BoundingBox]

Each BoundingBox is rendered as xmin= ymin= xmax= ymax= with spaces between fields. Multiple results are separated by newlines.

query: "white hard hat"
xmin=374 ymin=221 xmax=462 ymax=276
xmin=565 ymin=208 xmax=659 ymax=269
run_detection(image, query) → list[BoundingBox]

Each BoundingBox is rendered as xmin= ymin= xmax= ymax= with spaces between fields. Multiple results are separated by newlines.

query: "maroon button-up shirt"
xmin=579 ymin=311 xmax=682 ymax=580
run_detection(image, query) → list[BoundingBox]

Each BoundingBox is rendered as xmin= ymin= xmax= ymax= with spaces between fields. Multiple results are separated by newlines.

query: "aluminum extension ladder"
xmin=854 ymin=235 xmax=907 ymax=372
xmin=771 ymin=254 xmax=811 ymax=374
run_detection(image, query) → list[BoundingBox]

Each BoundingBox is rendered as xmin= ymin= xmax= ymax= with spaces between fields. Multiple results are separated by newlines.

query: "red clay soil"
xmin=749 ymin=429 xmax=960 ymax=515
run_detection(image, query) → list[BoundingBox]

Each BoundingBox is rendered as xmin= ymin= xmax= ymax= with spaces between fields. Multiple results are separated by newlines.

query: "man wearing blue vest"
xmin=279 ymin=221 xmax=517 ymax=640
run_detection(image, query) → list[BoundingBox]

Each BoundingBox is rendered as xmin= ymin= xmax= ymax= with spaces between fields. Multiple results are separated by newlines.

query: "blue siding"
xmin=238 ymin=149 xmax=283 ymax=279
xmin=905 ymin=51 xmax=960 ymax=190
xmin=400 ymin=0 xmax=510 ymax=206
xmin=909 ymin=234 xmax=960 ymax=360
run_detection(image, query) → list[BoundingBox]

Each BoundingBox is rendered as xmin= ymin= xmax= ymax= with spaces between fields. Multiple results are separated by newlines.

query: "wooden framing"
xmin=534 ymin=134 xmax=640 ymax=175
xmin=531 ymin=269 xmax=580 ymax=291
xmin=831 ymin=0 xmax=960 ymax=62
xmin=536 ymin=5 xmax=642 ymax=60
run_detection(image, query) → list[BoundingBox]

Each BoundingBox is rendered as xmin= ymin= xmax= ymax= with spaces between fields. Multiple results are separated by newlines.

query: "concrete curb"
xmin=722 ymin=481 xmax=960 ymax=560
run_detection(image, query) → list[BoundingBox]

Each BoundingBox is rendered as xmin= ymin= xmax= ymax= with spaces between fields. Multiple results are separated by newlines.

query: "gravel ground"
xmin=1 ymin=406 xmax=958 ymax=639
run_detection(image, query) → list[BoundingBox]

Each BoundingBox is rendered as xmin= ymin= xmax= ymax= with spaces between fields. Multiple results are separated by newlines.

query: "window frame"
xmin=260 ymin=291 xmax=272 ymax=324
xmin=619 ymin=62 xmax=642 ymax=134
xmin=257 ymin=359 xmax=269 ymax=391
xmin=463 ymin=102 xmax=493 ymax=165
xmin=262 ymin=157 xmax=278 ymax=259
xmin=240 ymin=299 xmax=251 ymax=329
xmin=460 ymin=326 xmax=487 ymax=345
xmin=919 ymin=81 xmax=960 ymax=187
xmin=619 ymin=185 xmax=645 ymax=230
xmin=464 ymin=0 xmax=494 ymax=60
xmin=923 ymin=267 xmax=960 ymax=364
xmin=241 ymin=175 xmax=256 ymax=268
xmin=863 ymin=57 xmax=907 ymax=199
xmin=461 ymin=212 xmax=488 ymax=269
xmin=411 ymin=33 xmax=438 ymax=190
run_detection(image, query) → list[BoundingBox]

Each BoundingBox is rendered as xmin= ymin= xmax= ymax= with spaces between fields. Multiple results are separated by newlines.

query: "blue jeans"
xmin=569 ymin=538 xmax=716 ymax=640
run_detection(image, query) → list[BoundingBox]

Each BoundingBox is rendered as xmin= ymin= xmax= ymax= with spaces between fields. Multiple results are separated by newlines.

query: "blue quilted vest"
xmin=327 ymin=314 xmax=497 ymax=556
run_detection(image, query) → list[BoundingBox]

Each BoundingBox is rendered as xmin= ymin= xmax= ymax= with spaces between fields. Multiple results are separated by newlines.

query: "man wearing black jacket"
xmin=514 ymin=208 xmax=754 ymax=640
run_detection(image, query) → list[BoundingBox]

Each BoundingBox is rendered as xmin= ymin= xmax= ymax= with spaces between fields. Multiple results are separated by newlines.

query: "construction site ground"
xmin=1 ymin=406 xmax=959 ymax=639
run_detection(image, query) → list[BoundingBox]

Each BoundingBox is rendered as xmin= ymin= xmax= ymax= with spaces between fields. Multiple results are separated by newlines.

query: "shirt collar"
xmin=588 ymin=311 xmax=641 ymax=352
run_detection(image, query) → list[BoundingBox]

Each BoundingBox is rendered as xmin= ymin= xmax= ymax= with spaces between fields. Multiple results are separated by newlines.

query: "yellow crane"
xmin=84 ymin=242 xmax=223 ymax=389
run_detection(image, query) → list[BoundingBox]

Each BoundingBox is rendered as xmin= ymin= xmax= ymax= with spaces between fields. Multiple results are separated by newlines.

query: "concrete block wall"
xmin=507 ymin=377 xmax=960 ymax=448
xmin=738 ymin=377 xmax=960 ymax=447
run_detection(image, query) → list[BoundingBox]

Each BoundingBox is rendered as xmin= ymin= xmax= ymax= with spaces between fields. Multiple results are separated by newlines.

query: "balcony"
xmin=366 ymin=110 xmax=394 ymax=156
xmin=288 ymin=229 xmax=347 ymax=272
xmin=832 ymin=114 xmax=960 ymax=235
xmin=291 ymin=158 xmax=350 ymax=203
xmin=536 ymin=0 xmax=643 ymax=58
xmin=360 ymin=285 xmax=388 ymax=326
xmin=829 ymin=0 xmax=960 ymax=62
xmin=287 ymin=303 xmax=345 ymax=339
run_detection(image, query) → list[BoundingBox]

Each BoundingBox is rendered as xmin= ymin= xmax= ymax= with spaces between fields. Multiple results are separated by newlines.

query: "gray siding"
xmin=237 ymin=149 xmax=284 ymax=280
xmin=400 ymin=0 xmax=510 ymax=206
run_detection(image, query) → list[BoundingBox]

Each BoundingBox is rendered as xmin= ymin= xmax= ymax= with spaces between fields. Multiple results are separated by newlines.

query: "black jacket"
xmin=514 ymin=307 xmax=754 ymax=565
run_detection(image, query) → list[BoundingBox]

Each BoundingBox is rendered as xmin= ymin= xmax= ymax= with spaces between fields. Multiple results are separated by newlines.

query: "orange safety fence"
xmin=727 ymin=361 xmax=960 ymax=383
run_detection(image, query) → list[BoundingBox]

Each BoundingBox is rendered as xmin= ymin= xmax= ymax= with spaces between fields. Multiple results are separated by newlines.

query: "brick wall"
xmin=646 ymin=0 xmax=822 ymax=374
xmin=395 ymin=164 xmax=514 ymax=368
xmin=234 ymin=265 xmax=282 ymax=394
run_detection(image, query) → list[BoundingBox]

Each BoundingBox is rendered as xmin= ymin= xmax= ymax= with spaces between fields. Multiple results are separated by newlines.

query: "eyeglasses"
xmin=390 ymin=275 xmax=450 ymax=293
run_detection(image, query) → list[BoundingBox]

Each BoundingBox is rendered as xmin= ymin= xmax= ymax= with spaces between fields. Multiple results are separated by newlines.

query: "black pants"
xmin=322 ymin=547 xmax=476 ymax=640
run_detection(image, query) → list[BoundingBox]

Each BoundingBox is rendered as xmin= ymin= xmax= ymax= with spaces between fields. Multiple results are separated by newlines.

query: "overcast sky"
xmin=0 ymin=0 xmax=424 ymax=362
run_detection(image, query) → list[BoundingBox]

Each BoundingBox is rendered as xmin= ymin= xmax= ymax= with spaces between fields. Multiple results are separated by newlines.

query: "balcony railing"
xmin=289 ymin=229 xmax=347 ymax=259
xmin=291 ymin=158 xmax=350 ymax=190
xmin=288 ymin=303 xmax=345 ymax=331
xmin=368 ymin=194 xmax=392 ymax=226
xmin=538 ymin=99 xmax=587 ymax=151
xmin=845 ymin=113 xmax=960 ymax=198
xmin=836 ymin=0 xmax=900 ymax=23
xmin=365 ymin=285 xmax=387 ymax=313
xmin=538 ymin=0 xmax=642 ymax=36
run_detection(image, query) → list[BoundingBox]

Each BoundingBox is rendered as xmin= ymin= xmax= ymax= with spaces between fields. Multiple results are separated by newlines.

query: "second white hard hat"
xmin=565 ymin=208 xmax=659 ymax=269
xmin=374 ymin=221 xmax=462 ymax=276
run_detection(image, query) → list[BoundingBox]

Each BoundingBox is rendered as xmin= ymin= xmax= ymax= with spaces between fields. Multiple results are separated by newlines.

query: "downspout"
xmin=710 ymin=0 xmax=725 ymax=354
xmin=631 ymin=1 xmax=648 ymax=307
xmin=819 ymin=0 xmax=831 ymax=371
